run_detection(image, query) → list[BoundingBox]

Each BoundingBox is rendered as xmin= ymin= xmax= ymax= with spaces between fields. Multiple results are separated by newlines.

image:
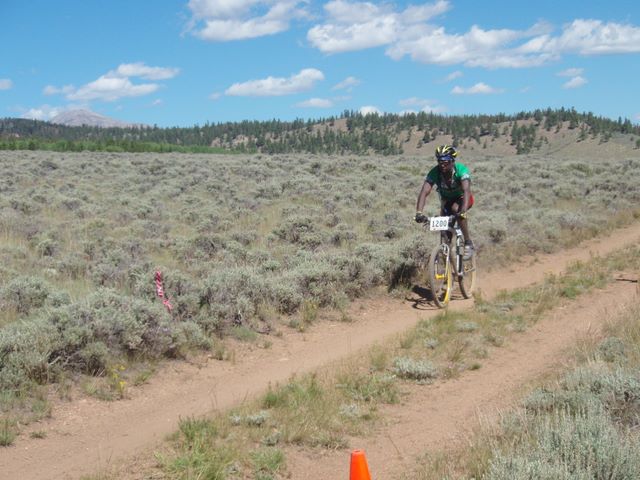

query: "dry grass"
xmin=0 ymin=148 xmax=638 ymax=443
xmin=153 ymin=245 xmax=640 ymax=479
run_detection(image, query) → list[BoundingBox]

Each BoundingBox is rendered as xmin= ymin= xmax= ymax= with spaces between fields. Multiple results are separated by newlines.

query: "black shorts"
xmin=440 ymin=194 xmax=474 ymax=215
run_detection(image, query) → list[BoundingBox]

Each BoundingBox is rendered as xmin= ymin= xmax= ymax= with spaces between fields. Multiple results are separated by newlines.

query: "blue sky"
xmin=1 ymin=0 xmax=639 ymax=127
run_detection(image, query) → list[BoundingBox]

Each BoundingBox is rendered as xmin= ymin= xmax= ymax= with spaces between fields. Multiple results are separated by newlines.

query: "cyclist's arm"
xmin=460 ymin=179 xmax=471 ymax=213
xmin=416 ymin=180 xmax=434 ymax=213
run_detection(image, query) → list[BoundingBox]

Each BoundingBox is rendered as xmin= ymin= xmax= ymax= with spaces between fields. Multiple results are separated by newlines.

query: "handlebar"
xmin=417 ymin=214 xmax=460 ymax=224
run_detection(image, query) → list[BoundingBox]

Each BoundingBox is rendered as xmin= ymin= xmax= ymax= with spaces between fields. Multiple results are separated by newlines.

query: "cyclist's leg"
xmin=449 ymin=196 xmax=472 ymax=238
xmin=440 ymin=199 xmax=454 ymax=243
xmin=451 ymin=196 xmax=475 ymax=258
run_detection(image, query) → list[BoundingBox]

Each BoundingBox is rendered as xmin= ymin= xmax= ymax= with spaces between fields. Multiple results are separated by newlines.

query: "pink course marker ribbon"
xmin=154 ymin=271 xmax=173 ymax=312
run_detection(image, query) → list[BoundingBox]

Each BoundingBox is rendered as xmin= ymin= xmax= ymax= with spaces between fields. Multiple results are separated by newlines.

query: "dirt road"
xmin=1 ymin=224 xmax=639 ymax=480
xmin=286 ymin=274 xmax=638 ymax=479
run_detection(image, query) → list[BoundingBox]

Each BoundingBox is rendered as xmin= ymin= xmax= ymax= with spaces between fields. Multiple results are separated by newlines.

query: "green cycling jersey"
xmin=425 ymin=162 xmax=471 ymax=200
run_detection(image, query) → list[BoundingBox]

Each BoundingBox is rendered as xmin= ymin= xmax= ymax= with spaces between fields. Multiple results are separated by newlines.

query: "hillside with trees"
xmin=1 ymin=107 xmax=639 ymax=155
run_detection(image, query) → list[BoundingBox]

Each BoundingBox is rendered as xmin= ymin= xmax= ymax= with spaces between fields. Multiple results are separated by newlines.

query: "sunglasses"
xmin=437 ymin=156 xmax=453 ymax=163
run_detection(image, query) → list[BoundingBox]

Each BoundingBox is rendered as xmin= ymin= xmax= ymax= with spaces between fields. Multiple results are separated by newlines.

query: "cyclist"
xmin=414 ymin=145 xmax=475 ymax=259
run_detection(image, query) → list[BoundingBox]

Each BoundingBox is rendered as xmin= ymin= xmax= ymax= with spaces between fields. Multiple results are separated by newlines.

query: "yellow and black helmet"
xmin=435 ymin=144 xmax=458 ymax=161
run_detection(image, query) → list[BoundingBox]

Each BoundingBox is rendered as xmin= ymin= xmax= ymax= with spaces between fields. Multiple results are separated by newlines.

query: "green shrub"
xmin=134 ymin=269 xmax=200 ymax=323
xmin=273 ymin=214 xmax=325 ymax=249
xmin=392 ymin=356 xmax=438 ymax=381
xmin=10 ymin=198 xmax=39 ymax=215
xmin=0 ymin=419 xmax=16 ymax=446
xmin=46 ymin=291 xmax=71 ymax=308
xmin=0 ymin=276 xmax=51 ymax=314
xmin=178 ymin=234 xmax=227 ymax=262
xmin=288 ymin=260 xmax=344 ymax=307
xmin=336 ymin=371 xmax=399 ymax=404
xmin=330 ymin=223 xmax=357 ymax=246
xmin=598 ymin=337 xmax=627 ymax=363
xmin=523 ymin=388 xmax=597 ymax=415
xmin=55 ymin=252 xmax=89 ymax=279
xmin=487 ymin=406 xmax=640 ymax=479
xmin=251 ymin=447 xmax=285 ymax=478
xmin=0 ymin=289 xmax=193 ymax=380
xmin=268 ymin=280 xmax=303 ymax=314
xmin=0 ymin=318 xmax=60 ymax=389
xmin=34 ymin=237 xmax=58 ymax=257
xmin=77 ymin=341 xmax=111 ymax=374
xmin=456 ymin=321 xmax=479 ymax=333
xmin=198 ymin=267 xmax=271 ymax=331
xmin=326 ymin=253 xmax=377 ymax=297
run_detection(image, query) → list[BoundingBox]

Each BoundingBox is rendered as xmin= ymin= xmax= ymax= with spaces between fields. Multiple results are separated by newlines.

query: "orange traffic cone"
xmin=349 ymin=449 xmax=372 ymax=480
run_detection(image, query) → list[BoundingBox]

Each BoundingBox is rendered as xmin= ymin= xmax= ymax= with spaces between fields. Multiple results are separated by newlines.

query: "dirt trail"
xmin=287 ymin=278 xmax=639 ymax=480
xmin=1 ymin=224 xmax=639 ymax=480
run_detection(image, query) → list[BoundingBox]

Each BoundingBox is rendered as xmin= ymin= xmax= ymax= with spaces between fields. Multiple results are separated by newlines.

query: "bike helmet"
xmin=435 ymin=144 xmax=458 ymax=161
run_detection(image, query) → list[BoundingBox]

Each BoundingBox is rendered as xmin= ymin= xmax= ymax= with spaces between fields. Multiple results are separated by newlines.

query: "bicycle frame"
xmin=422 ymin=215 xmax=476 ymax=307
xmin=443 ymin=223 xmax=466 ymax=280
xmin=430 ymin=215 xmax=465 ymax=275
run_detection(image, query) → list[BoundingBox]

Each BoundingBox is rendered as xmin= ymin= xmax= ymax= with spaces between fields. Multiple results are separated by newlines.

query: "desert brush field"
xmin=0 ymin=137 xmax=639 ymax=479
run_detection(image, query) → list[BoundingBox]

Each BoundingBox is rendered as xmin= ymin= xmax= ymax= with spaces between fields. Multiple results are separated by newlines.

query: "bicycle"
xmin=418 ymin=214 xmax=477 ymax=308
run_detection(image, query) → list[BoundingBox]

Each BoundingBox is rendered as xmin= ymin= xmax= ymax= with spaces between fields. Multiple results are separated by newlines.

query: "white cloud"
xmin=388 ymin=24 xmax=555 ymax=68
xmin=188 ymin=0 xmax=259 ymax=19
xmin=151 ymin=99 xmax=164 ymax=106
xmin=399 ymin=97 xmax=430 ymax=107
xmin=115 ymin=63 xmax=180 ymax=80
xmin=0 ymin=79 xmax=13 ymax=90
xmin=296 ymin=97 xmax=333 ymax=108
xmin=68 ymin=76 xmax=159 ymax=102
xmin=322 ymin=0 xmax=383 ymax=23
xmin=209 ymin=92 xmax=222 ymax=100
xmin=451 ymin=82 xmax=503 ymax=94
xmin=45 ymin=63 xmax=179 ymax=102
xmin=359 ymin=105 xmax=381 ymax=115
xmin=557 ymin=67 xmax=583 ymax=77
xmin=544 ymin=19 xmax=640 ymax=55
xmin=423 ymin=105 xmax=447 ymax=113
xmin=188 ymin=0 xmax=308 ymax=41
xmin=21 ymin=104 xmax=64 ymax=121
xmin=225 ymin=68 xmax=324 ymax=96
xmin=398 ymin=97 xmax=446 ymax=113
xmin=308 ymin=0 xmax=450 ymax=53
xmin=444 ymin=70 xmax=463 ymax=81
xmin=43 ymin=85 xmax=74 ymax=96
xmin=332 ymin=76 xmax=361 ymax=91
xmin=307 ymin=5 xmax=640 ymax=69
xmin=562 ymin=76 xmax=587 ymax=89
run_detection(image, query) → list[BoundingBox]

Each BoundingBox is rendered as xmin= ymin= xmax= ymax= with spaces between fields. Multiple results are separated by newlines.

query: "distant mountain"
xmin=50 ymin=109 xmax=145 ymax=128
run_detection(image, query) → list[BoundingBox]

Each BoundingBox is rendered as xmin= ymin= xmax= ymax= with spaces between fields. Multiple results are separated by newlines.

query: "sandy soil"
xmin=1 ymin=223 xmax=639 ymax=480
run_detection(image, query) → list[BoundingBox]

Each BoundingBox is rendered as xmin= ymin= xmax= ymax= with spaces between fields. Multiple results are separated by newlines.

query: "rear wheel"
xmin=428 ymin=243 xmax=452 ymax=308
xmin=458 ymin=253 xmax=476 ymax=299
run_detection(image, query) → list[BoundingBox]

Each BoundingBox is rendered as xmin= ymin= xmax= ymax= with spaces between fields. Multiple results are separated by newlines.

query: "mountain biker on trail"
xmin=414 ymin=145 xmax=475 ymax=260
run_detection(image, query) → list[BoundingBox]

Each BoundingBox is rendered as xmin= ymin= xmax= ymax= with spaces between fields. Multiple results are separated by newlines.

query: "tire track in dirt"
xmin=285 ymin=279 xmax=639 ymax=480
xmin=1 ymin=223 xmax=639 ymax=480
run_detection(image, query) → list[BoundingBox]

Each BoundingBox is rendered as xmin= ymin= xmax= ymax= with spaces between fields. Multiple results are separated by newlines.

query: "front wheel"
xmin=458 ymin=253 xmax=476 ymax=299
xmin=428 ymin=243 xmax=452 ymax=308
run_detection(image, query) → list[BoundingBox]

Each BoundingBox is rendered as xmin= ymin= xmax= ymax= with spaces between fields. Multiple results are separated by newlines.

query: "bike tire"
xmin=458 ymin=253 xmax=477 ymax=299
xmin=428 ymin=243 xmax=452 ymax=308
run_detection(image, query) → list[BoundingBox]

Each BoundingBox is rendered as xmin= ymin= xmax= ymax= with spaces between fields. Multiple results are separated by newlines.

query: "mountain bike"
xmin=419 ymin=214 xmax=477 ymax=308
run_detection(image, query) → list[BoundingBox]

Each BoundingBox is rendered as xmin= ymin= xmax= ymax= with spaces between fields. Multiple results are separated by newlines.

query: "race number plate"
xmin=429 ymin=216 xmax=450 ymax=231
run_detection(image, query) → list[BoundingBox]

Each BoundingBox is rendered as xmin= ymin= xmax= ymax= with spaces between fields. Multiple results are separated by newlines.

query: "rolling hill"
xmin=0 ymin=107 xmax=638 ymax=156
